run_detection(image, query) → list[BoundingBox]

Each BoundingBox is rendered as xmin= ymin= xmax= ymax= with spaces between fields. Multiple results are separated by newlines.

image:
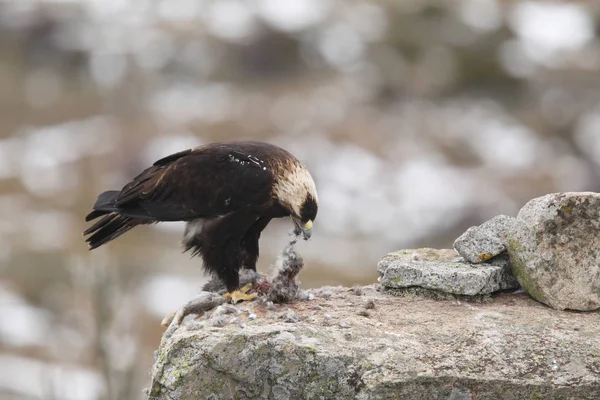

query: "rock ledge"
xmin=148 ymin=286 xmax=600 ymax=400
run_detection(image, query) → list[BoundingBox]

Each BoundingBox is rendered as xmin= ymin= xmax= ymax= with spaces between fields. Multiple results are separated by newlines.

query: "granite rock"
xmin=453 ymin=215 xmax=516 ymax=263
xmin=377 ymin=248 xmax=518 ymax=296
xmin=148 ymin=286 xmax=600 ymax=400
xmin=507 ymin=192 xmax=600 ymax=311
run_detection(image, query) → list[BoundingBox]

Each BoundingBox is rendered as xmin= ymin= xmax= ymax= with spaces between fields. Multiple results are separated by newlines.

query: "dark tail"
xmin=84 ymin=213 xmax=145 ymax=250
xmin=84 ymin=190 xmax=146 ymax=249
xmin=85 ymin=190 xmax=120 ymax=221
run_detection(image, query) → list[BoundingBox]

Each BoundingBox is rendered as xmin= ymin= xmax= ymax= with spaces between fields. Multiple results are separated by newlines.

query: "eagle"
xmin=83 ymin=141 xmax=318 ymax=302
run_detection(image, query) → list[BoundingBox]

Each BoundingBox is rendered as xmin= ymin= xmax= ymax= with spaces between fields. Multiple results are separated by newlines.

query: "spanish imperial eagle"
xmin=83 ymin=141 xmax=318 ymax=302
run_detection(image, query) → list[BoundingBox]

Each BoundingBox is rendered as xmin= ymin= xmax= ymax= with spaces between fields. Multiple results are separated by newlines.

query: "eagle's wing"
xmin=111 ymin=146 xmax=274 ymax=221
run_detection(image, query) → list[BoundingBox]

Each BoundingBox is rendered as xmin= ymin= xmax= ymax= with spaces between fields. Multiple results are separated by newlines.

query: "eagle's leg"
xmin=218 ymin=256 xmax=257 ymax=304
xmin=199 ymin=210 xmax=265 ymax=303
xmin=240 ymin=217 xmax=271 ymax=272
xmin=221 ymin=217 xmax=271 ymax=303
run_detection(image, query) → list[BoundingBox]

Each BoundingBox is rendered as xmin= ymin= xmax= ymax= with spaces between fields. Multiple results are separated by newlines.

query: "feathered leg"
xmin=196 ymin=209 xmax=260 ymax=303
xmin=240 ymin=217 xmax=271 ymax=271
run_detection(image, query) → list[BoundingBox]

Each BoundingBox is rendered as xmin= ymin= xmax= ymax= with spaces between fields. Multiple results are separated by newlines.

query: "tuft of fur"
xmin=202 ymin=269 xmax=265 ymax=293
xmin=267 ymin=235 xmax=305 ymax=303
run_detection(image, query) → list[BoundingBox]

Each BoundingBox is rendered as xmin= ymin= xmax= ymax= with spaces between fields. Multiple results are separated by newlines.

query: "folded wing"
xmin=84 ymin=144 xmax=276 ymax=249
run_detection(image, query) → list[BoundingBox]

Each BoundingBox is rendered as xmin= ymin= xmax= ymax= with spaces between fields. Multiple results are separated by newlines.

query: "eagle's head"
xmin=273 ymin=163 xmax=318 ymax=240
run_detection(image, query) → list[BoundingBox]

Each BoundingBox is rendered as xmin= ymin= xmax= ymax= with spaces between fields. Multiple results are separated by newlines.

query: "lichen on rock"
xmin=507 ymin=192 xmax=600 ymax=311
xmin=147 ymin=286 xmax=600 ymax=400
xmin=453 ymin=215 xmax=516 ymax=264
xmin=377 ymin=248 xmax=518 ymax=296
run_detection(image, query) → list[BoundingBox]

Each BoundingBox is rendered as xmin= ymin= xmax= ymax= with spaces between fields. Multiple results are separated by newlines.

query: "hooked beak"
xmin=292 ymin=218 xmax=313 ymax=240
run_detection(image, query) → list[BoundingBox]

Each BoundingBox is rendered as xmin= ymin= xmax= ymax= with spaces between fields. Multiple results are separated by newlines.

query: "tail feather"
xmin=94 ymin=190 xmax=121 ymax=209
xmin=84 ymin=212 xmax=146 ymax=250
xmin=85 ymin=210 xmax=107 ymax=222
xmin=85 ymin=190 xmax=121 ymax=222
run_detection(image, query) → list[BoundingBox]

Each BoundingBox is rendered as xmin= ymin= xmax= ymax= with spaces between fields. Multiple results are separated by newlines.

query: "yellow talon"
xmin=224 ymin=283 xmax=257 ymax=304
xmin=240 ymin=283 xmax=253 ymax=294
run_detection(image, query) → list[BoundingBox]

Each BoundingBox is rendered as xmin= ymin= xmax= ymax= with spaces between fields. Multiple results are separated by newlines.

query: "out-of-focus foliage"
xmin=1 ymin=1 xmax=599 ymax=399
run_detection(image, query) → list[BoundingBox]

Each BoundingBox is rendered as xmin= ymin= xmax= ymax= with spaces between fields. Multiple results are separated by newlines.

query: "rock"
xmin=453 ymin=215 xmax=516 ymax=263
xmin=148 ymin=286 xmax=600 ymax=400
xmin=507 ymin=192 xmax=600 ymax=311
xmin=279 ymin=308 xmax=299 ymax=323
xmin=351 ymin=285 xmax=363 ymax=296
xmin=377 ymin=248 xmax=518 ymax=296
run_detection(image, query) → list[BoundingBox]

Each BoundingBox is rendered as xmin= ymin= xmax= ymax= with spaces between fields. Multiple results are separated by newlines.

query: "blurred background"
xmin=1 ymin=0 xmax=600 ymax=398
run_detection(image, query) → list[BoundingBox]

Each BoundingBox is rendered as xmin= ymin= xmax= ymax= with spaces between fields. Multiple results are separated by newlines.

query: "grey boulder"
xmin=507 ymin=192 xmax=600 ymax=311
xmin=147 ymin=286 xmax=600 ymax=400
xmin=453 ymin=215 xmax=515 ymax=263
xmin=377 ymin=248 xmax=518 ymax=296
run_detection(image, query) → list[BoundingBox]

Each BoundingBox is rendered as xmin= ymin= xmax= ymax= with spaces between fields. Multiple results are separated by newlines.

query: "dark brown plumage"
xmin=84 ymin=141 xmax=318 ymax=293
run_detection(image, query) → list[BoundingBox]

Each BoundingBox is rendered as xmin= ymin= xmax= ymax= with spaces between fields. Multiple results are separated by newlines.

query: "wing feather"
xmin=112 ymin=144 xmax=275 ymax=221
